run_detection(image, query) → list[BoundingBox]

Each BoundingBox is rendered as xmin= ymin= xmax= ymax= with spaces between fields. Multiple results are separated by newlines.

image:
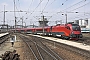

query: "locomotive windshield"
xmin=72 ymin=24 xmax=80 ymax=31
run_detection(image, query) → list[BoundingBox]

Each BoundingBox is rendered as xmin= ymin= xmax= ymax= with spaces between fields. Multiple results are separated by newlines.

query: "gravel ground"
xmin=1 ymin=33 xmax=90 ymax=60
xmin=82 ymin=33 xmax=90 ymax=45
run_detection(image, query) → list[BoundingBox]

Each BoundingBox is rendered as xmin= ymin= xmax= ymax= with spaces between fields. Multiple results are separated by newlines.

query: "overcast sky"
xmin=0 ymin=0 xmax=90 ymax=26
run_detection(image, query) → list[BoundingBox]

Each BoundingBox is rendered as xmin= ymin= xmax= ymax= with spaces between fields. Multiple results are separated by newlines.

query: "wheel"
xmin=53 ymin=34 xmax=56 ymax=37
xmin=61 ymin=35 xmax=64 ymax=39
xmin=65 ymin=36 xmax=70 ymax=40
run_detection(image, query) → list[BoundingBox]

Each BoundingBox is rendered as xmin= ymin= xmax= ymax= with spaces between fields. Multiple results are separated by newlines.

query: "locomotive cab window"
xmin=72 ymin=24 xmax=80 ymax=31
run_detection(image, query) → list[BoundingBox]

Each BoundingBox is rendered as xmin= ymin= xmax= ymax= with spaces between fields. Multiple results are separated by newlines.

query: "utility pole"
xmin=60 ymin=20 xmax=62 ymax=24
xmin=23 ymin=22 xmax=26 ymax=28
xmin=21 ymin=17 xmax=23 ymax=28
xmin=61 ymin=12 xmax=78 ymax=24
xmin=33 ymin=24 xmax=34 ymax=28
xmin=65 ymin=14 xmax=67 ymax=24
xmin=3 ymin=5 xmax=5 ymax=25
xmin=55 ymin=21 xmax=57 ymax=25
xmin=62 ymin=14 xmax=67 ymax=24
xmin=42 ymin=15 xmax=44 ymax=34
xmin=14 ymin=0 xmax=16 ymax=32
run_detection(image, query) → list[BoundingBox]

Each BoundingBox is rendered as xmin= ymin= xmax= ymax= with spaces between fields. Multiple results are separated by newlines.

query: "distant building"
xmin=74 ymin=18 xmax=90 ymax=33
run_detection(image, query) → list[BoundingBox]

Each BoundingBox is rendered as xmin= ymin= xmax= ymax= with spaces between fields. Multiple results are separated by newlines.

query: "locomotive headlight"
xmin=70 ymin=31 xmax=74 ymax=38
xmin=71 ymin=31 xmax=74 ymax=34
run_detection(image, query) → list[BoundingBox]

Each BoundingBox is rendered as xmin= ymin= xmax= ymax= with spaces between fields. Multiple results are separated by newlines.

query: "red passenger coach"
xmin=34 ymin=27 xmax=50 ymax=35
xmin=16 ymin=22 xmax=83 ymax=40
xmin=25 ymin=28 xmax=35 ymax=34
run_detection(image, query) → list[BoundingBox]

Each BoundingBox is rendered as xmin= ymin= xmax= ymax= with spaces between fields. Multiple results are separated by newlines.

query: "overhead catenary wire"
xmin=24 ymin=0 xmax=34 ymax=20
xmin=47 ymin=0 xmax=69 ymax=20
xmin=41 ymin=0 xmax=49 ymax=14
xmin=70 ymin=16 xmax=90 ymax=21
xmin=24 ymin=0 xmax=44 ymax=22
xmin=62 ymin=0 xmax=85 ymax=11
xmin=70 ymin=1 xmax=90 ymax=11
xmin=61 ymin=0 xmax=68 ymax=5
xmin=26 ymin=0 xmax=34 ymax=16
xmin=49 ymin=0 xmax=88 ymax=23
xmin=30 ymin=0 xmax=57 ymax=23
xmin=17 ymin=0 xmax=23 ymax=17
xmin=58 ymin=0 xmax=90 ymax=23
xmin=1 ymin=0 xmax=90 ymax=26
xmin=2 ymin=0 xmax=20 ymax=25
xmin=69 ymin=12 xmax=90 ymax=20
xmin=26 ymin=0 xmax=43 ymax=21
xmin=28 ymin=0 xmax=43 ymax=16
xmin=17 ymin=0 xmax=21 ymax=10
xmin=15 ymin=4 xmax=21 ymax=17
xmin=48 ymin=0 xmax=56 ymax=6
xmin=41 ymin=0 xmax=56 ymax=11
xmin=37 ymin=0 xmax=57 ymax=19
xmin=48 ymin=0 xmax=86 ymax=20
xmin=13 ymin=0 xmax=23 ymax=26
xmin=27 ymin=0 xmax=34 ymax=12
xmin=15 ymin=0 xmax=34 ymax=25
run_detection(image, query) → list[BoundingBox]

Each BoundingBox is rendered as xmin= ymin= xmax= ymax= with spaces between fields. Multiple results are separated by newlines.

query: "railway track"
xmin=0 ymin=34 xmax=10 ymax=44
xmin=32 ymin=36 xmax=62 ymax=60
xmin=17 ymin=33 xmax=90 ymax=60
xmin=19 ymin=34 xmax=63 ymax=60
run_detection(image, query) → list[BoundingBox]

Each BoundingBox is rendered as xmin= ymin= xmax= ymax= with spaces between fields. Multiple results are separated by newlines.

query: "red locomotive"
xmin=15 ymin=22 xmax=83 ymax=40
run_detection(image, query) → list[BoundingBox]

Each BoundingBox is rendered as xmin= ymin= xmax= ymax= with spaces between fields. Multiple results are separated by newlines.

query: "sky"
xmin=0 ymin=0 xmax=90 ymax=26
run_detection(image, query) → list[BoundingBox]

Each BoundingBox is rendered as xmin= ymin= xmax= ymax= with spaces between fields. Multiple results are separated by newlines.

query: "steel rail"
xmin=19 ymin=36 xmax=44 ymax=60
xmin=37 ymin=44 xmax=58 ymax=60
xmin=35 ymin=43 xmax=44 ymax=60
xmin=41 ymin=41 xmax=63 ymax=60
xmin=19 ymin=36 xmax=38 ymax=60
xmin=19 ymin=34 xmax=64 ymax=60
xmin=32 ymin=37 xmax=63 ymax=60
xmin=31 ymin=36 xmax=59 ymax=60
xmin=26 ymin=42 xmax=38 ymax=60
xmin=26 ymin=37 xmax=44 ymax=60
xmin=30 ymin=40 xmax=44 ymax=60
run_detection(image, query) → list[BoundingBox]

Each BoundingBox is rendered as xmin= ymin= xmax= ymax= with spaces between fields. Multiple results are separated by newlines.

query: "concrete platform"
xmin=0 ymin=33 xmax=9 ymax=37
xmin=0 ymin=41 xmax=14 ymax=55
xmin=0 ymin=34 xmax=27 ymax=60
xmin=29 ymin=34 xmax=90 ymax=52
xmin=0 ymin=39 xmax=22 ymax=56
